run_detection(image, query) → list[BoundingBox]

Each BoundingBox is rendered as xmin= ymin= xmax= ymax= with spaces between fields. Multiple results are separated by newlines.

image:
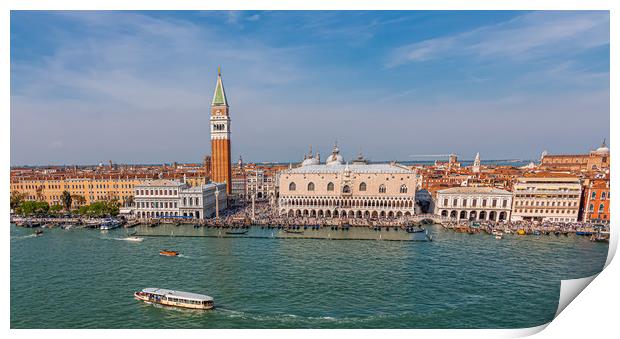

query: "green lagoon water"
xmin=10 ymin=224 xmax=608 ymax=328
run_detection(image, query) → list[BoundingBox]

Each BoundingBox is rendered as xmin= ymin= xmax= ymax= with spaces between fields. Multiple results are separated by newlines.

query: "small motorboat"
xmin=35 ymin=230 xmax=43 ymax=236
xmin=124 ymin=236 xmax=144 ymax=242
xmin=284 ymin=229 xmax=304 ymax=234
xmin=159 ymin=250 xmax=179 ymax=257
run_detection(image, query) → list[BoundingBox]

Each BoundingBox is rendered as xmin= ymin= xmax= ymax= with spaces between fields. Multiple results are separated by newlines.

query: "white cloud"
xmin=10 ymin=11 xmax=314 ymax=165
xmin=387 ymin=11 xmax=609 ymax=67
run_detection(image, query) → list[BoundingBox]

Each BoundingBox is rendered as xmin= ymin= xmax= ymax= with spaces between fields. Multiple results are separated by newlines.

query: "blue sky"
xmin=10 ymin=11 xmax=609 ymax=165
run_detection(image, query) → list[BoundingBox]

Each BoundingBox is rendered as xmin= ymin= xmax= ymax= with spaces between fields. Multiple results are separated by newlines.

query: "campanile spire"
xmin=210 ymin=67 xmax=232 ymax=194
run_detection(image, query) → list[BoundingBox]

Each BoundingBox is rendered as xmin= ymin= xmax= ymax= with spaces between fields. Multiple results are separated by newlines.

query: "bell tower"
xmin=210 ymin=67 xmax=232 ymax=194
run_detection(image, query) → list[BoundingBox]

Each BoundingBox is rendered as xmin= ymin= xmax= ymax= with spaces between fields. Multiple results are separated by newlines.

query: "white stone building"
xmin=134 ymin=179 xmax=227 ymax=220
xmin=435 ymin=186 xmax=513 ymax=222
xmin=278 ymin=143 xmax=418 ymax=219
xmin=179 ymin=183 xmax=227 ymax=219
xmin=511 ymin=174 xmax=581 ymax=222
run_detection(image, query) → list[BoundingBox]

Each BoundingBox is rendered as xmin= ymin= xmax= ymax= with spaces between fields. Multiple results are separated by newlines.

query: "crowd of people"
xmin=443 ymin=218 xmax=609 ymax=234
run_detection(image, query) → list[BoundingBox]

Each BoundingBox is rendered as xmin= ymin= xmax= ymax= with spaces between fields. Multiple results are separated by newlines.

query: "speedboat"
xmin=134 ymin=288 xmax=214 ymax=310
xmin=159 ymin=250 xmax=179 ymax=257
xmin=124 ymin=236 xmax=144 ymax=242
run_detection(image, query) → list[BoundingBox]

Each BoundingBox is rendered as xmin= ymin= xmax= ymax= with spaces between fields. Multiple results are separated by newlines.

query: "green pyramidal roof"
xmin=212 ymin=72 xmax=228 ymax=107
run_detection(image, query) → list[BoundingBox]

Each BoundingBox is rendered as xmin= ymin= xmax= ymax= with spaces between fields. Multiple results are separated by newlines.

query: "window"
xmin=591 ymin=191 xmax=596 ymax=199
xmin=327 ymin=182 xmax=334 ymax=191
xmin=359 ymin=182 xmax=367 ymax=191
xmin=400 ymin=185 xmax=407 ymax=194
xmin=462 ymin=199 xmax=467 ymax=207
xmin=589 ymin=204 xmax=594 ymax=212
xmin=289 ymin=182 xmax=296 ymax=191
xmin=342 ymin=185 xmax=351 ymax=193
xmin=601 ymin=192 xmax=606 ymax=200
xmin=307 ymin=182 xmax=315 ymax=191
xmin=482 ymin=199 xmax=487 ymax=207
xmin=443 ymin=198 xmax=448 ymax=206
xmin=472 ymin=199 xmax=477 ymax=207
xmin=502 ymin=200 xmax=507 ymax=208
xmin=599 ymin=203 xmax=605 ymax=213
xmin=379 ymin=185 xmax=386 ymax=193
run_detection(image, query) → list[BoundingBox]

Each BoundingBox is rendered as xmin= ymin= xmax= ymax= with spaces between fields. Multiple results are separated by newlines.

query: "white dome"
xmin=326 ymin=154 xmax=344 ymax=165
xmin=594 ymin=139 xmax=609 ymax=154
xmin=301 ymin=157 xmax=320 ymax=166
xmin=596 ymin=146 xmax=610 ymax=154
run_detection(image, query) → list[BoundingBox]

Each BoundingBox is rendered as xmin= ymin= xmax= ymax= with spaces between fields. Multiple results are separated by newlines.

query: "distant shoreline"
xmin=10 ymin=159 xmax=534 ymax=169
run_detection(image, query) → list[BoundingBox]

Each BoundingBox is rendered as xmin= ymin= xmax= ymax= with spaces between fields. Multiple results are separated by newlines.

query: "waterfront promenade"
xmin=11 ymin=201 xmax=608 ymax=241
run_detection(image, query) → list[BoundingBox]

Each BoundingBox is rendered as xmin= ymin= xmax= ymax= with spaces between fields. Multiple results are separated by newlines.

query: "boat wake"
xmin=103 ymin=237 xmax=144 ymax=242
xmin=214 ymin=308 xmax=398 ymax=325
xmin=11 ymin=234 xmax=37 ymax=241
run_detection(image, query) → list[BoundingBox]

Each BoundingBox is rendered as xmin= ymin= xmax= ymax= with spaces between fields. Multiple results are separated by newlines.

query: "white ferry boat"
xmin=134 ymin=288 xmax=214 ymax=310
xmin=100 ymin=219 xmax=121 ymax=230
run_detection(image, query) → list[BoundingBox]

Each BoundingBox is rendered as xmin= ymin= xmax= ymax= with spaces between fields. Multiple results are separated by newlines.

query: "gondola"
xmin=225 ymin=229 xmax=248 ymax=235
xmin=406 ymin=227 xmax=426 ymax=234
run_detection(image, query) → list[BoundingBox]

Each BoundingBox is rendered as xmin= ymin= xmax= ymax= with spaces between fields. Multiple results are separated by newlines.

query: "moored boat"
xmin=517 ymin=229 xmax=526 ymax=236
xmin=225 ymin=229 xmax=248 ymax=235
xmin=159 ymin=250 xmax=179 ymax=257
xmin=134 ymin=288 xmax=214 ymax=310
xmin=406 ymin=227 xmax=426 ymax=234
xmin=590 ymin=231 xmax=610 ymax=243
xmin=100 ymin=219 xmax=121 ymax=230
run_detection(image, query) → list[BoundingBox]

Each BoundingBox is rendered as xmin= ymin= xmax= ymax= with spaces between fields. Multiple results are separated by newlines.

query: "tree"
xmin=10 ymin=191 xmax=26 ymax=210
xmin=75 ymin=200 xmax=120 ymax=217
xmin=61 ymin=190 xmax=72 ymax=212
xmin=35 ymin=186 xmax=45 ymax=201
xmin=50 ymin=204 xmax=63 ymax=214
xmin=73 ymin=195 xmax=86 ymax=208
xmin=125 ymin=195 xmax=134 ymax=207
xmin=20 ymin=201 xmax=50 ymax=216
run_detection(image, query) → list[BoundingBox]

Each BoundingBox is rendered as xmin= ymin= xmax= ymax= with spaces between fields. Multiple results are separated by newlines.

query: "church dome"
xmin=595 ymin=139 xmax=609 ymax=154
xmin=326 ymin=142 xmax=344 ymax=165
xmin=301 ymin=146 xmax=320 ymax=166
xmin=301 ymin=157 xmax=320 ymax=166
xmin=326 ymin=154 xmax=344 ymax=166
